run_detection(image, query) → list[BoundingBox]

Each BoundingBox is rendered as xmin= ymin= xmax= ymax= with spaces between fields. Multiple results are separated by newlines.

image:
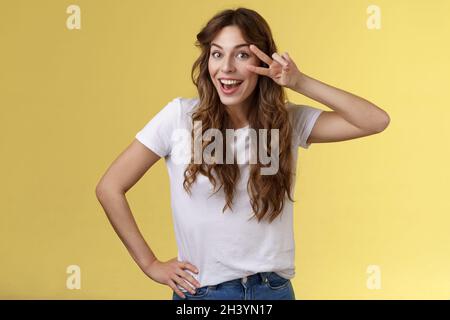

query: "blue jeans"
xmin=172 ymin=272 xmax=295 ymax=300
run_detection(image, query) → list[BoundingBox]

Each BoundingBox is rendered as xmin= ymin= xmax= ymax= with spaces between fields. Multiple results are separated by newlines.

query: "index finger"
xmin=249 ymin=44 xmax=273 ymax=66
xmin=246 ymin=64 xmax=270 ymax=77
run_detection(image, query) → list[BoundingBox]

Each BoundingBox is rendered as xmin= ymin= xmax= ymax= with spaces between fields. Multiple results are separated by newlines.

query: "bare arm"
xmin=293 ymin=73 xmax=390 ymax=144
xmin=95 ymin=139 xmax=161 ymax=271
xmin=95 ymin=139 xmax=200 ymax=298
xmin=245 ymin=44 xmax=390 ymax=144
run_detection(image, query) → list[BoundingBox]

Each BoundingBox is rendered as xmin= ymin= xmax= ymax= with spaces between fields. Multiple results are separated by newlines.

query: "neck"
xmin=225 ymin=105 xmax=249 ymax=129
xmin=224 ymin=101 xmax=251 ymax=130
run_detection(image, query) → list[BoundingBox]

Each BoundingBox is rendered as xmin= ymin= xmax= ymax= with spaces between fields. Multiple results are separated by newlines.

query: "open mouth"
xmin=218 ymin=79 xmax=244 ymax=94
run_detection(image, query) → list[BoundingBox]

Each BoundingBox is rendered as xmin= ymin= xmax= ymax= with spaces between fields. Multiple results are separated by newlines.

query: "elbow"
xmin=95 ymin=181 xmax=126 ymax=202
xmin=95 ymin=183 xmax=106 ymax=202
xmin=95 ymin=180 xmax=113 ymax=202
xmin=373 ymin=111 xmax=390 ymax=133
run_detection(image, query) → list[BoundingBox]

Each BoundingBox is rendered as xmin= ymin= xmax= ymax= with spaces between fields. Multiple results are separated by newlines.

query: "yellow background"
xmin=1 ymin=0 xmax=449 ymax=299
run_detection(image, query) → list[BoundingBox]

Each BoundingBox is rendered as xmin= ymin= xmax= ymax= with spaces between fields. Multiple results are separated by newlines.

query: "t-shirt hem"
xmin=135 ymin=132 xmax=166 ymax=158
xmin=300 ymin=109 xmax=324 ymax=149
xmin=185 ymin=270 xmax=295 ymax=289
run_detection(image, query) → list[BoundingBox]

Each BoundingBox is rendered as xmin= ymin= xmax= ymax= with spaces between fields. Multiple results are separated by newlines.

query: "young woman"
xmin=95 ymin=8 xmax=390 ymax=300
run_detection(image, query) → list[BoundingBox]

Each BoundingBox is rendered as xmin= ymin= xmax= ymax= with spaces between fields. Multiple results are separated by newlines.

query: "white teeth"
xmin=220 ymin=79 xmax=243 ymax=85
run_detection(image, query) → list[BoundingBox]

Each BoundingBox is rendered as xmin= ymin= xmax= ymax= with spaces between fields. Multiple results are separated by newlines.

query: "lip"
xmin=218 ymin=77 xmax=244 ymax=81
xmin=218 ymin=78 xmax=244 ymax=95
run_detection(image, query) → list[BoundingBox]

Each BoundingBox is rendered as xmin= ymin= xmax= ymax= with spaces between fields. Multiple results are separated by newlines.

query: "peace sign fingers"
xmin=249 ymin=44 xmax=272 ymax=66
xmin=271 ymin=52 xmax=289 ymax=68
xmin=245 ymin=64 xmax=271 ymax=76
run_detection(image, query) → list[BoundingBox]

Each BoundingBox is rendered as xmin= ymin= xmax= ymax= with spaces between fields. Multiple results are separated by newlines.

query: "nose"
xmin=221 ymin=55 xmax=236 ymax=73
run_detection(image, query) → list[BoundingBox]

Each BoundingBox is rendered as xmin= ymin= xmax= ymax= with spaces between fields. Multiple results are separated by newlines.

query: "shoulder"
xmin=285 ymin=101 xmax=306 ymax=120
xmin=153 ymin=96 xmax=199 ymax=124
xmin=285 ymin=100 xmax=322 ymax=116
xmin=170 ymin=96 xmax=198 ymax=106
xmin=170 ymin=96 xmax=199 ymax=119
xmin=159 ymin=96 xmax=198 ymax=110
xmin=285 ymin=101 xmax=324 ymax=124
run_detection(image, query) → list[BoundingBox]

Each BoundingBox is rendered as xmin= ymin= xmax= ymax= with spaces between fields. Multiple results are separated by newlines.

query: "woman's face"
xmin=208 ymin=26 xmax=260 ymax=108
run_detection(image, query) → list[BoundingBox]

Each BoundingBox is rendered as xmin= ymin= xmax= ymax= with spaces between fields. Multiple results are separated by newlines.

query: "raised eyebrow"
xmin=211 ymin=43 xmax=250 ymax=50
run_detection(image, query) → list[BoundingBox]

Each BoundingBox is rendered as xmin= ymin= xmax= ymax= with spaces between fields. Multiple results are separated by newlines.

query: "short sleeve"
xmin=135 ymin=97 xmax=182 ymax=158
xmin=288 ymin=103 xmax=324 ymax=149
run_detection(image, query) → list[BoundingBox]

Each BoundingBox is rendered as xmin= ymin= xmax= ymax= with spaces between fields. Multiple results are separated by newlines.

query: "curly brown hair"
xmin=183 ymin=7 xmax=296 ymax=223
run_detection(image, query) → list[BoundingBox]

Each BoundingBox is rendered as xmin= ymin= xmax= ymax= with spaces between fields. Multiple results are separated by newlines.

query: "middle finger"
xmin=173 ymin=274 xmax=196 ymax=294
xmin=177 ymin=269 xmax=201 ymax=288
xmin=271 ymin=52 xmax=288 ymax=67
xmin=249 ymin=44 xmax=273 ymax=66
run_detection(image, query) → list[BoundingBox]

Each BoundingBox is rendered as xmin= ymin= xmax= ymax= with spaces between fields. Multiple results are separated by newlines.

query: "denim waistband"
xmin=208 ymin=272 xmax=274 ymax=289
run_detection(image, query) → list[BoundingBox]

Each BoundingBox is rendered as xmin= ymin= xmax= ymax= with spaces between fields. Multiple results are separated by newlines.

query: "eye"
xmin=210 ymin=51 xmax=250 ymax=59
xmin=211 ymin=51 xmax=221 ymax=58
xmin=237 ymin=52 xmax=250 ymax=59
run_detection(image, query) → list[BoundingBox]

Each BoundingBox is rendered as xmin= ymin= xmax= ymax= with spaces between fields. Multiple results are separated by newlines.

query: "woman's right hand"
xmin=145 ymin=257 xmax=201 ymax=299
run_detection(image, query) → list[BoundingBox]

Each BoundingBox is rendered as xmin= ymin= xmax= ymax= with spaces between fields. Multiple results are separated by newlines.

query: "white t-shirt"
xmin=135 ymin=97 xmax=323 ymax=290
